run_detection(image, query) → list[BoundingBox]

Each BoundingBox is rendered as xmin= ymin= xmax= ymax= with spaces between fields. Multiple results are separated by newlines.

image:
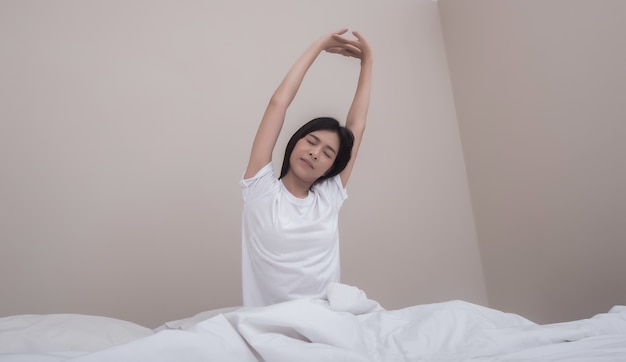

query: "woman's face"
xmin=288 ymin=130 xmax=340 ymax=183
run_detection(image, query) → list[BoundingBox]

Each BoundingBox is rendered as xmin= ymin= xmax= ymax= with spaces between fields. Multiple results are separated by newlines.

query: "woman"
xmin=241 ymin=29 xmax=372 ymax=307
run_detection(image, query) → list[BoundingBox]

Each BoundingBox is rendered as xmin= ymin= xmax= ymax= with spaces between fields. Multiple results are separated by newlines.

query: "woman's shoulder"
xmin=242 ymin=162 xmax=274 ymax=183
xmin=312 ymin=175 xmax=347 ymax=201
xmin=241 ymin=163 xmax=279 ymax=201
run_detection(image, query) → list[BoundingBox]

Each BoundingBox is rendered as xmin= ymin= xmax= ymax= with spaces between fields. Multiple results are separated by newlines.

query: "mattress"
xmin=1 ymin=283 xmax=625 ymax=361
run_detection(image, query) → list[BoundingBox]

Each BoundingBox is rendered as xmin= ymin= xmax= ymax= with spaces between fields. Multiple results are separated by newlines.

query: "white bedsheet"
xmin=2 ymin=283 xmax=626 ymax=361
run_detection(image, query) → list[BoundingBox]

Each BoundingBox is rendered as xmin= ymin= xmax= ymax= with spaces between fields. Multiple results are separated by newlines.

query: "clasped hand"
xmin=322 ymin=29 xmax=372 ymax=61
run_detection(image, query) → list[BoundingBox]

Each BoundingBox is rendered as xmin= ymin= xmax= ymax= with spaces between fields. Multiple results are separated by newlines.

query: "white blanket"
xmin=2 ymin=283 xmax=626 ymax=362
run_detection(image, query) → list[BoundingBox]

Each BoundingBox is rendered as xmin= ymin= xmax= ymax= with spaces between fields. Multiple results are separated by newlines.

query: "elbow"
xmin=268 ymin=94 xmax=291 ymax=110
xmin=348 ymin=123 xmax=366 ymax=138
xmin=346 ymin=116 xmax=366 ymax=132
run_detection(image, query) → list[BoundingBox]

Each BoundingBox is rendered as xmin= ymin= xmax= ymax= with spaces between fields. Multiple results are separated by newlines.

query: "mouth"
xmin=300 ymin=158 xmax=314 ymax=169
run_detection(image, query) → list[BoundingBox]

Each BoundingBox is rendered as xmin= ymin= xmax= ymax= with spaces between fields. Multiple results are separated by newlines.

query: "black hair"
xmin=279 ymin=117 xmax=354 ymax=186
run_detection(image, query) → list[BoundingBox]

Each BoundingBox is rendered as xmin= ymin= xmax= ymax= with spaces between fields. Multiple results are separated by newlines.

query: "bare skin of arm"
xmin=331 ymin=31 xmax=373 ymax=187
xmin=244 ymin=29 xmax=364 ymax=180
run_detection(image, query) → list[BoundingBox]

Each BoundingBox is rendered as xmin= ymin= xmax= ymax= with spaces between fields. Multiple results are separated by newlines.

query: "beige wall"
xmin=0 ymin=0 xmax=487 ymax=327
xmin=440 ymin=0 xmax=626 ymax=323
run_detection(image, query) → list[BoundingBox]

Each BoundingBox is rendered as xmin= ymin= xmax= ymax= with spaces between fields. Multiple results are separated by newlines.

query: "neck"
xmin=280 ymin=173 xmax=312 ymax=199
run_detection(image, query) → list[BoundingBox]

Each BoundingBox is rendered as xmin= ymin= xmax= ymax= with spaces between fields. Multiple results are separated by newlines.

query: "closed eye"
xmin=307 ymin=134 xmax=337 ymax=157
xmin=306 ymin=135 xmax=317 ymax=145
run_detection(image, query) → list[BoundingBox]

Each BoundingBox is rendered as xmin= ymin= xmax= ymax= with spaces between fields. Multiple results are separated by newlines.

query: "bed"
xmin=2 ymin=283 xmax=625 ymax=361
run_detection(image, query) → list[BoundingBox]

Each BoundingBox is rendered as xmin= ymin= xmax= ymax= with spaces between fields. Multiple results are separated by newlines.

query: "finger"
xmin=325 ymin=46 xmax=343 ymax=53
xmin=341 ymin=50 xmax=360 ymax=59
xmin=334 ymin=28 xmax=349 ymax=36
xmin=325 ymin=46 xmax=360 ymax=58
xmin=342 ymin=44 xmax=361 ymax=54
xmin=332 ymin=34 xmax=356 ymax=49
xmin=332 ymin=32 xmax=351 ymax=41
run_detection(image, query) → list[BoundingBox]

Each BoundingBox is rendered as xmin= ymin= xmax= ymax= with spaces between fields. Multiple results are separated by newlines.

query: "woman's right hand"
xmin=321 ymin=29 xmax=362 ymax=59
xmin=329 ymin=31 xmax=372 ymax=62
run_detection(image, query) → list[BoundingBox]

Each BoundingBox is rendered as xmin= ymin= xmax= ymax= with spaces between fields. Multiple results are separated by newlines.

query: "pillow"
xmin=0 ymin=314 xmax=154 ymax=353
xmin=155 ymin=306 xmax=242 ymax=331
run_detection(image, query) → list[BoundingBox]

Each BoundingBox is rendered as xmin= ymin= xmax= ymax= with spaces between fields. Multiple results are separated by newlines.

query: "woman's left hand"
xmin=326 ymin=31 xmax=372 ymax=62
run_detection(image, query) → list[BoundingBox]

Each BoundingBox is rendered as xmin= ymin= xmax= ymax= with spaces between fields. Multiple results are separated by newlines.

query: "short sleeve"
xmin=313 ymin=175 xmax=348 ymax=209
xmin=240 ymin=163 xmax=276 ymax=203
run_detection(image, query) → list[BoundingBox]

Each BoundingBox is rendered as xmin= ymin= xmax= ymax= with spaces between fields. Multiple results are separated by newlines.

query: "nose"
xmin=309 ymin=151 xmax=318 ymax=160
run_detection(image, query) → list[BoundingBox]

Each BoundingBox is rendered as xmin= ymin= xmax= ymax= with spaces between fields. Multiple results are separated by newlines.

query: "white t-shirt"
xmin=240 ymin=162 xmax=348 ymax=307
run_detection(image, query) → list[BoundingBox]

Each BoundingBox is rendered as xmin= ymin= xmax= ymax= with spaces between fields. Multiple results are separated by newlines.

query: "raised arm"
xmin=335 ymin=31 xmax=373 ymax=187
xmin=244 ymin=29 xmax=356 ymax=179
